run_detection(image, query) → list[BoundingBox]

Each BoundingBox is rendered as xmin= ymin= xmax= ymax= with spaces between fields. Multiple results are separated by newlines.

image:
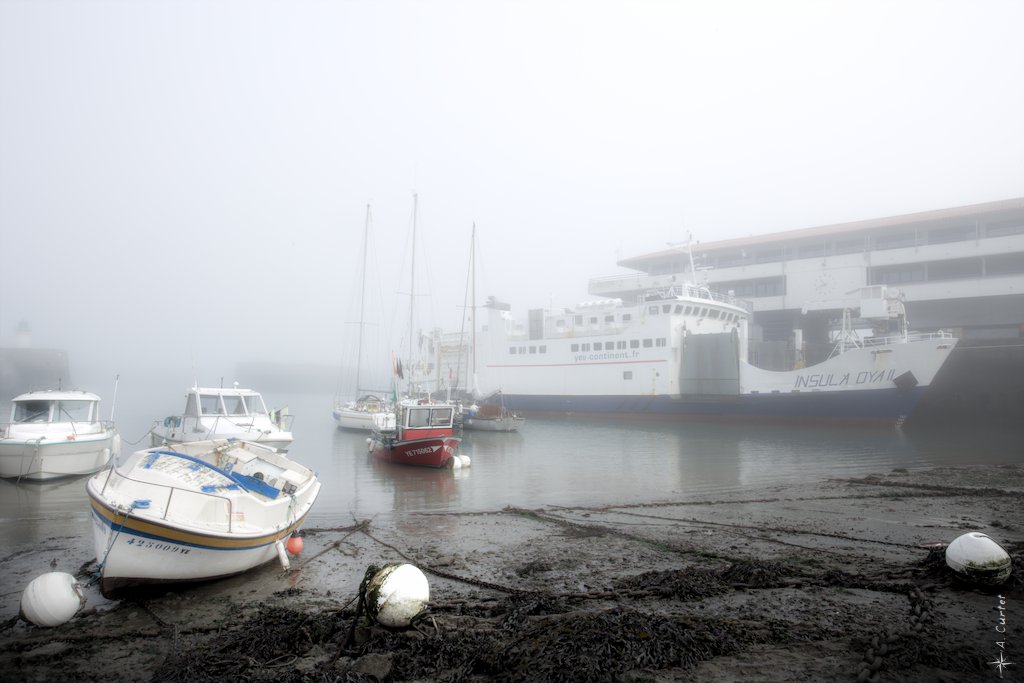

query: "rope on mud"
xmin=358 ymin=525 xmax=534 ymax=596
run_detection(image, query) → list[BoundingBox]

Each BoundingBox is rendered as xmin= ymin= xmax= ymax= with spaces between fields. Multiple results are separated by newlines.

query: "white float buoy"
xmin=458 ymin=454 xmax=471 ymax=467
xmin=945 ymin=532 xmax=1012 ymax=585
xmin=19 ymin=572 xmax=86 ymax=627
xmin=364 ymin=563 xmax=430 ymax=628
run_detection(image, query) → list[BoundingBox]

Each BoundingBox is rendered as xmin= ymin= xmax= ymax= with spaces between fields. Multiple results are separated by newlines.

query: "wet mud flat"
xmin=1 ymin=465 xmax=1022 ymax=682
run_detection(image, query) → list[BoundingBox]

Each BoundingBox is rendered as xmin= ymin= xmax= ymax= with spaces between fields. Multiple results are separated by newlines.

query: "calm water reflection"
xmin=1 ymin=391 xmax=1021 ymax=549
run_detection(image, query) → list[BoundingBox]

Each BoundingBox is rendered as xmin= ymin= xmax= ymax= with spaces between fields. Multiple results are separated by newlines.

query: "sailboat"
xmin=459 ymin=224 xmax=525 ymax=433
xmin=333 ymin=205 xmax=390 ymax=431
xmin=368 ymin=195 xmax=462 ymax=467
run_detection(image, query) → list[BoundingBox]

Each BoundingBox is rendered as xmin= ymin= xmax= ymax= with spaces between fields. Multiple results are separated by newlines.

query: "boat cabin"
xmin=9 ymin=390 xmax=101 ymax=424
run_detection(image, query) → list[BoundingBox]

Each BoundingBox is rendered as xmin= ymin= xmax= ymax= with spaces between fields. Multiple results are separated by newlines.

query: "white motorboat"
xmin=0 ymin=390 xmax=120 ymax=481
xmin=151 ymin=384 xmax=293 ymax=450
xmin=87 ymin=438 xmax=320 ymax=596
xmin=333 ymin=394 xmax=390 ymax=431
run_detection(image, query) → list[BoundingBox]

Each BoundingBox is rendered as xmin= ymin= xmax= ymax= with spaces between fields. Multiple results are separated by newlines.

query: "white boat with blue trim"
xmin=87 ymin=438 xmax=320 ymax=596
xmin=0 ymin=390 xmax=120 ymax=481
xmin=471 ymin=282 xmax=957 ymax=427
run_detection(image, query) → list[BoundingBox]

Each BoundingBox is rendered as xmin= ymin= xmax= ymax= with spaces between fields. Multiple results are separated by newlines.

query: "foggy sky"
xmin=2 ymin=0 xmax=1022 ymax=397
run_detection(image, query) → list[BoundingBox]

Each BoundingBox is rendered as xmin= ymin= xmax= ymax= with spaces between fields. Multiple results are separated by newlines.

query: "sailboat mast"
xmin=354 ymin=204 xmax=370 ymax=395
xmin=409 ymin=193 xmax=417 ymax=381
xmin=471 ymin=223 xmax=476 ymax=382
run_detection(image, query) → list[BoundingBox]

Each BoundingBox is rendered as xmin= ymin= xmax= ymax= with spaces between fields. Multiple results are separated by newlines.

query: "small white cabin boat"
xmin=151 ymin=385 xmax=293 ymax=450
xmin=87 ymin=438 xmax=321 ymax=596
xmin=0 ymin=390 xmax=120 ymax=481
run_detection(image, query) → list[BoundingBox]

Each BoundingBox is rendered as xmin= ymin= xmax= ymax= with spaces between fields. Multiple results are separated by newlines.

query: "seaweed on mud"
xmin=150 ymin=604 xmax=346 ymax=683
xmin=718 ymin=559 xmax=791 ymax=588
xmin=498 ymin=608 xmax=777 ymax=682
xmin=613 ymin=568 xmax=729 ymax=600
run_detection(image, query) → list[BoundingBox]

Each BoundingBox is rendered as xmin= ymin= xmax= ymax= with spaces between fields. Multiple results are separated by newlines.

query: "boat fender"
xmin=364 ymin=563 xmax=430 ymax=628
xmin=276 ymin=540 xmax=290 ymax=570
xmin=459 ymin=455 xmax=472 ymax=467
xmin=286 ymin=531 xmax=304 ymax=555
xmin=20 ymin=572 xmax=86 ymax=627
xmin=132 ymin=499 xmax=151 ymax=509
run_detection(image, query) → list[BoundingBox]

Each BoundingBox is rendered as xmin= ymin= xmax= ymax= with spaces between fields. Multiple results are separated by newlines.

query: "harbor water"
xmin=1 ymin=390 xmax=1022 ymax=554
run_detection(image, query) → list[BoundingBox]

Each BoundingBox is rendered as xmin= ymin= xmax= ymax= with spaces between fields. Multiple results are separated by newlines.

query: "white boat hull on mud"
xmin=87 ymin=439 xmax=320 ymax=596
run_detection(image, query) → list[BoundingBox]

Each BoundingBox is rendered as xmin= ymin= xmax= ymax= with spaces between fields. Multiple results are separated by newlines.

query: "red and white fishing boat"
xmin=367 ymin=399 xmax=461 ymax=468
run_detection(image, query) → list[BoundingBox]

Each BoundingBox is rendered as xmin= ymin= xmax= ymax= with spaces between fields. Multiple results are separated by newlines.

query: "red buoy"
xmin=286 ymin=532 xmax=304 ymax=555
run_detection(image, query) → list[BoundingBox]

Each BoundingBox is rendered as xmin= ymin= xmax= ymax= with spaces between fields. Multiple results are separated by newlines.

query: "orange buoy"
xmin=286 ymin=532 xmax=304 ymax=555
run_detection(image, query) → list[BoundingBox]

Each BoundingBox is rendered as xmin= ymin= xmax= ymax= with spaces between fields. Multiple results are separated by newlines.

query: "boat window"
xmin=623 ymin=371 xmax=633 ymax=380
xmin=539 ymin=345 xmax=547 ymax=353
xmin=674 ymin=305 xmax=683 ymax=314
xmin=430 ymin=408 xmax=453 ymax=426
xmin=244 ymin=395 xmax=267 ymax=415
xmin=509 ymin=347 xmax=517 ymax=354
xmin=200 ymin=394 xmax=224 ymax=415
xmin=656 ymin=338 xmax=667 ymax=347
xmin=709 ymin=309 xmax=721 ymax=319
xmin=571 ymin=344 xmax=579 ymax=352
xmin=55 ymin=400 xmax=94 ymax=422
xmin=589 ymin=316 xmax=598 ymax=325
xmin=648 ymin=306 xmax=659 ymax=315
xmin=622 ymin=313 xmax=631 ymax=322
xmin=605 ymin=315 xmax=614 ymax=323
xmin=185 ymin=394 xmax=198 ymax=417
xmin=582 ymin=343 xmax=591 ymax=351
xmin=662 ymin=304 xmax=672 ymax=313
xmin=407 ymin=408 xmax=430 ymax=428
xmin=617 ymin=341 xmax=626 ymax=349
xmin=630 ymin=339 xmax=640 ymax=349
xmin=518 ymin=346 xmax=526 ymax=354
xmin=225 ymin=396 xmax=247 ymax=415
xmin=556 ymin=319 xmax=565 ymax=328
xmin=574 ymin=315 xmax=583 ymax=325
xmin=643 ymin=339 xmax=653 ymax=348
xmin=14 ymin=400 xmax=51 ymax=423
xmin=529 ymin=346 xmax=536 ymax=354
xmin=700 ymin=308 xmax=708 ymax=317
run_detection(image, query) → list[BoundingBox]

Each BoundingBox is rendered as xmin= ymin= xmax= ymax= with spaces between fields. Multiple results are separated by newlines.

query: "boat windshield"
xmin=244 ymin=394 xmax=267 ymax=415
xmin=199 ymin=394 xmax=225 ymax=415
xmin=54 ymin=400 xmax=95 ymax=422
xmin=13 ymin=400 xmax=52 ymax=423
xmin=224 ymin=395 xmax=248 ymax=416
xmin=406 ymin=406 xmax=453 ymax=428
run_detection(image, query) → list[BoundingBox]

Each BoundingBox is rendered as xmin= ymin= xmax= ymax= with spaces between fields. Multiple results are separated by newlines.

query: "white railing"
xmin=99 ymin=467 xmax=236 ymax=533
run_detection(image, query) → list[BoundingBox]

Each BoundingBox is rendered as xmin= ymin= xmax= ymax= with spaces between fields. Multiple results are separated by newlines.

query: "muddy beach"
xmin=1 ymin=464 xmax=1021 ymax=682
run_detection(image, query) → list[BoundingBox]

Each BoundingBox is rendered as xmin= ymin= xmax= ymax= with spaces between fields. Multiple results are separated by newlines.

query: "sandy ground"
xmin=1 ymin=464 xmax=1022 ymax=682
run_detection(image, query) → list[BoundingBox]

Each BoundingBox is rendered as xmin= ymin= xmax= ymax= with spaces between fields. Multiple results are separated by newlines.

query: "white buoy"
xmin=19 ymin=572 xmax=86 ymax=627
xmin=451 ymin=455 xmax=462 ymax=469
xmin=365 ymin=563 xmax=430 ymax=628
xmin=458 ymin=454 xmax=472 ymax=467
xmin=945 ymin=532 xmax=1012 ymax=585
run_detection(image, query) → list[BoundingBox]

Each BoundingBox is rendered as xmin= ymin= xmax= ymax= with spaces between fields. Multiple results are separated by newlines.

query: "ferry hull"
xmin=498 ymin=386 xmax=930 ymax=427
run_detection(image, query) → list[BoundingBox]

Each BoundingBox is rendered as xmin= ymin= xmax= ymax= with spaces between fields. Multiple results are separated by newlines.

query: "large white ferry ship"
xmin=470 ymin=282 xmax=957 ymax=427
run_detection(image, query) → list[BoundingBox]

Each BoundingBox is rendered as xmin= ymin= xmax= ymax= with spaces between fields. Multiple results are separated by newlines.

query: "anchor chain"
xmin=854 ymin=585 xmax=933 ymax=682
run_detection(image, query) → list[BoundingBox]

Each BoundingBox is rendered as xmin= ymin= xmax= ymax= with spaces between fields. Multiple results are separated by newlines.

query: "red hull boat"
xmin=368 ymin=401 xmax=461 ymax=468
